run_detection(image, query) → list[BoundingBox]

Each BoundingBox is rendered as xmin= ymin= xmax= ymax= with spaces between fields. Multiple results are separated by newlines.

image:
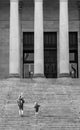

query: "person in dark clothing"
xmin=17 ymin=93 xmax=25 ymax=116
xmin=70 ymin=65 xmax=76 ymax=78
xmin=34 ymin=102 xmax=40 ymax=114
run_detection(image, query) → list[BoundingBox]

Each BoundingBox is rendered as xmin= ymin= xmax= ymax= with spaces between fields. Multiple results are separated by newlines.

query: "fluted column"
xmin=34 ymin=0 xmax=44 ymax=77
xmin=59 ymin=0 xmax=70 ymax=77
xmin=9 ymin=0 xmax=20 ymax=77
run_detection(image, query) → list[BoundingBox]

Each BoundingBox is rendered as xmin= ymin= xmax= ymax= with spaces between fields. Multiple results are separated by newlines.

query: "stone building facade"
xmin=0 ymin=0 xmax=80 ymax=78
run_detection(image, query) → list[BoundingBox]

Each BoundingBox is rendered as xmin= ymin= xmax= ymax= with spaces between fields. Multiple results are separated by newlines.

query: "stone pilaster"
xmin=58 ymin=0 xmax=70 ymax=78
xmin=34 ymin=0 xmax=44 ymax=78
xmin=9 ymin=0 xmax=20 ymax=77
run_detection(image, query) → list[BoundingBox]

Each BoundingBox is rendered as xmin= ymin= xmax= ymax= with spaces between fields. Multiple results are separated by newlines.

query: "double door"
xmin=23 ymin=32 xmax=57 ymax=78
xmin=23 ymin=32 xmax=78 ymax=78
xmin=44 ymin=32 xmax=57 ymax=78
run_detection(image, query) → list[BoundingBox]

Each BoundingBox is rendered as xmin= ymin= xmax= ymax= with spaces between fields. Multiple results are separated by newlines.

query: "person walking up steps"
xmin=34 ymin=102 xmax=40 ymax=114
xmin=17 ymin=93 xmax=25 ymax=116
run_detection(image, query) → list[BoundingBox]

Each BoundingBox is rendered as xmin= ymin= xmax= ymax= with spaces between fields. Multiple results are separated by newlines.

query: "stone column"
xmin=34 ymin=0 xmax=44 ymax=77
xmin=9 ymin=0 xmax=20 ymax=77
xmin=59 ymin=0 xmax=70 ymax=77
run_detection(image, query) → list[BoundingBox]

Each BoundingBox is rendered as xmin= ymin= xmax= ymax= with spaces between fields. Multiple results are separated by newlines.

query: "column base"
xmin=9 ymin=74 xmax=20 ymax=78
xmin=33 ymin=73 xmax=45 ymax=78
xmin=58 ymin=73 xmax=70 ymax=78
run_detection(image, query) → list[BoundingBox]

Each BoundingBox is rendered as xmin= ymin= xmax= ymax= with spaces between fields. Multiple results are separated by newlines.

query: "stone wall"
xmin=0 ymin=5 xmax=9 ymax=78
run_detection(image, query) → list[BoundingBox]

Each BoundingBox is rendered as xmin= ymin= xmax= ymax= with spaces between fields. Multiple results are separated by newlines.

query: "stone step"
xmin=0 ymin=78 xmax=80 ymax=130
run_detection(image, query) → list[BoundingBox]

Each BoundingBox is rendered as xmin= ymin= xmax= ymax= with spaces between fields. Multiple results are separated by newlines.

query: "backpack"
xmin=17 ymin=98 xmax=24 ymax=107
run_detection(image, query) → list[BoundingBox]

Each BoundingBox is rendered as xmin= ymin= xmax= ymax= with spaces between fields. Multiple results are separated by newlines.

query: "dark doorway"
xmin=44 ymin=32 xmax=57 ymax=78
xmin=23 ymin=32 xmax=78 ymax=78
xmin=23 ymin=32 xmax=57 ymax=78
xmin=69 ymin=32 xmax=78 ymax=78
xmin=23 ymin=32 xmax=34 ymax=78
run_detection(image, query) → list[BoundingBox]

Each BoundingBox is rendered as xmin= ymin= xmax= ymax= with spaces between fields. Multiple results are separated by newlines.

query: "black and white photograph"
xmin=0 ymin=0 xmax=80 ymax=129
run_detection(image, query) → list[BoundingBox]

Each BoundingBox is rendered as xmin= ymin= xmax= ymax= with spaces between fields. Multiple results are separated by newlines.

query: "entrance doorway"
xmin=69 ymin=32 xmax=78 ymax=78
xmin=23 ymin=32 xmax=57 ymax=78
xmin=23 ymin=32 xmax=34 ymax=78
xmin=44 ymin=32 xmax=57 ymax=78
xmin=23 ymin=32 xmax=78 ymax=78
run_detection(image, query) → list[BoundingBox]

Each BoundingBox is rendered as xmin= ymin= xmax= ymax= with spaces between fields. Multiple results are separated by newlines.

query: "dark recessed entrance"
xmin=23 ymin=32 xmax=78 ymax=78
xmin=23 ymin=32 xmax=34 ymax=78
xmin=69 ymin=32 xmax=78 ymax=78
xmin=23 ymin=32 xmax=57 ymax=78
xmin=44 ymin=32 xmax=57 ymax=78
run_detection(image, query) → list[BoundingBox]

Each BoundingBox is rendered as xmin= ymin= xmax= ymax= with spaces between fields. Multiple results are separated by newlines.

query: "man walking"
xmin=17 ymin=93 xmax=25 ymax=116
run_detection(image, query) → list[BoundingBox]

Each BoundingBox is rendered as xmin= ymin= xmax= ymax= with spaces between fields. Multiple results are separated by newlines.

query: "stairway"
xmin=0 ymin=78 xmax=80 ymax=130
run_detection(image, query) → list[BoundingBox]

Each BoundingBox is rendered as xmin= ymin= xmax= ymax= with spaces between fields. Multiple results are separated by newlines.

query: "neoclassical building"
xmin=0 ymin=0 xmax=80 ymax=78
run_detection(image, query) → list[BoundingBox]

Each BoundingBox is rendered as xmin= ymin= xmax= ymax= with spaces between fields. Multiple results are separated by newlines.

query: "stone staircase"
xmin=0 ymin=78 xmax=80 ymax=130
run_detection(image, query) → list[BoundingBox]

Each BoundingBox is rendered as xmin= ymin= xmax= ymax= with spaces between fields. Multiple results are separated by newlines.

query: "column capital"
xmin=10 ymin=0 xmax=19 ymax=2
xmin=60 ymin=0 xmax=68 ymax=2
xmin=34 ymin=0 xmax=43 ymax=2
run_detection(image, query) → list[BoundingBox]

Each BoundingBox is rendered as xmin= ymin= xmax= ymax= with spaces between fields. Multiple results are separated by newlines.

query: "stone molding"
xmin=34 ymin=0 xmax=43 ymax=3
